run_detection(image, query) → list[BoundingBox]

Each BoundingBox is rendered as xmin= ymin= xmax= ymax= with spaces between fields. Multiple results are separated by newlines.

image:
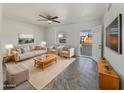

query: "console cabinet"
xmin=97 ymin=59 xmax=120 ymax=90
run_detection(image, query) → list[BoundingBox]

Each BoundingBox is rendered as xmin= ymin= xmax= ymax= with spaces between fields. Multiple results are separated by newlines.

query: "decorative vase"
xmin=100 ymin=57 xmax=106 ymax=63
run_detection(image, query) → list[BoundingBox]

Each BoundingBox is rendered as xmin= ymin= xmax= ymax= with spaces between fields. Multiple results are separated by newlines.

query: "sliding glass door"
xmin=80 ymin=31 xmax=92 ymax=56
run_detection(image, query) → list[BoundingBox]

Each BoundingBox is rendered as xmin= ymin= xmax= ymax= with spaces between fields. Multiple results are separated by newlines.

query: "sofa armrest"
xmin=69 ymin=48 xmax=75 ymax=57
xmin=12 ymin=51 xmax=21 ymax=62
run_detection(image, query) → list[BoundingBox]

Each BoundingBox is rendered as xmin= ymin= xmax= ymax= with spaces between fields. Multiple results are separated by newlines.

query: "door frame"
xmin=91 ymin=25 xmax=102 ymax=61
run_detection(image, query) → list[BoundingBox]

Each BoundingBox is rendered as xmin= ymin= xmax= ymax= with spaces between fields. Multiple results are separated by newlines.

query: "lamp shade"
xmin=47 ymin=20 xmax=52 ymax=24
xmin=58 ymin=34 xmax=64 ymax=38
xmin=41 ymin=41 xmax=46 ymax=45
xmin=5 ymin=44 xmax=14 ymax=49
xmin=41 ymin=41 xmax=47 ymax=47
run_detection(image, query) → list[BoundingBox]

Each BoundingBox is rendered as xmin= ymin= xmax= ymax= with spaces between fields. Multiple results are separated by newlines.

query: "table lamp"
xmin=5 ymin=44 xmax=14 ymax=56
xmin=40 ymin=41 xmax=47 ymax=52
xmin=41 ymin=41 xmax=47 ymax=47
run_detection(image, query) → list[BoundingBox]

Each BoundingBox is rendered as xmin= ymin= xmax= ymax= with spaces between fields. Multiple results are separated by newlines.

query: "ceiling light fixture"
xmin=47 ymin=20 xmax=52 ymax=24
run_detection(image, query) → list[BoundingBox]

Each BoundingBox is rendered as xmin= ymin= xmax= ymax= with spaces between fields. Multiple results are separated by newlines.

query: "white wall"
xmin=1 ymin=18 xmax=45 ymax=53
xmin=45 ymin=20 xmax=102 ymax=56
xmin=103 ymin=4 xmax=124 ymax=89
xmin=0 ymin=4 xmax=3 ymax=90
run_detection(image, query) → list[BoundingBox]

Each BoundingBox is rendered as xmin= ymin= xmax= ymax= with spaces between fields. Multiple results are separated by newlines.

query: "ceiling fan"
xmin=37 ymin=14 xmax=61 ymax=24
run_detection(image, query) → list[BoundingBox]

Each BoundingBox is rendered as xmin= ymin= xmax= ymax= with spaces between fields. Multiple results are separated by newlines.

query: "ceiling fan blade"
xmin=49 ymin=16 xmax=58 ymax=20
xmin=37 ymin=19 xmax=48 ymax=21
xmin=52 ymin=20 xmax=60 ymax=23
xmin=39 ymin=14 xmax=47 ymax=19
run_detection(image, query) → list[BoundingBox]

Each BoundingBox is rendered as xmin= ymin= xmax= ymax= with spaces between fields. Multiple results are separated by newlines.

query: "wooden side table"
xmin=3 ymin=54 xmax=15 ymax=63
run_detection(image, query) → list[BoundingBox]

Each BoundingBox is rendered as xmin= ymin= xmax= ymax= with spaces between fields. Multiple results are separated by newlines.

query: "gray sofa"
xmin=12 ymin=45 xmax=47 ymax=62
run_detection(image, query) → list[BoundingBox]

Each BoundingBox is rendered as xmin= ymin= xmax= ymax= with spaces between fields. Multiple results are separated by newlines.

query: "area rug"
xmin=21 ymin=57 xmax=76 ymax=90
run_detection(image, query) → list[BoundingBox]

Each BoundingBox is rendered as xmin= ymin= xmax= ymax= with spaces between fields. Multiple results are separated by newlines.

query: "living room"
xmin=0 ymin=2 xmax=124 ymax=91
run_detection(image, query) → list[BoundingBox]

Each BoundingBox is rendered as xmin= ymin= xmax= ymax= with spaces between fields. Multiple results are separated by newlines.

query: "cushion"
xmin=16 ymin=48 xmax=22 ymax=54
xmin=19 ymin=52 xmax=34 ymax=60
xmin=6 ymin=64 xmax=28 ymax=75
xmin=52 ymin=46 xmax=57 ymax=49
xmin=62 ymin=51 xmax=69 ymax=54
xmin=51 ymin=49 xmax=57 ymax=52
xmin=35 ymin=45 xmax=41 ymax=50
xmin=29 ymin=45 xmax=35 ymax=51
xmin=20 ymin=48 xmax=25 ymax=53
xmin=23 ymin=46 xmax=30 ymax=52
xmin=62 ymin=46 xmax=70 ymax=51
xmin=33 ymin=50 xmax=47 ymax=56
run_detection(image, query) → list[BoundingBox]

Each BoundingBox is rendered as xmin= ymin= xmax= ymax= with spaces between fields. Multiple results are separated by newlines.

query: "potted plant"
xmin=104 ymin=65 xmax=113 ymax=73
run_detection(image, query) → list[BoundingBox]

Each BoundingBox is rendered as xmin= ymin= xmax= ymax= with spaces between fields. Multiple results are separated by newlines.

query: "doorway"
xmin=80 ymin=30 xmax=93 ymax=56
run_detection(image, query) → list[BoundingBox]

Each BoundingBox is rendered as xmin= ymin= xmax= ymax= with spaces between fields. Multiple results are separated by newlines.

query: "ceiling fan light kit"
xmin=47 ymin=20 xmax=52 ymax=24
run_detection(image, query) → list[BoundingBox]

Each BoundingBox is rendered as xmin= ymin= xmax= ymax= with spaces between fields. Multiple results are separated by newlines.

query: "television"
xmin=106 ymin=14 xmax=122 ymax=54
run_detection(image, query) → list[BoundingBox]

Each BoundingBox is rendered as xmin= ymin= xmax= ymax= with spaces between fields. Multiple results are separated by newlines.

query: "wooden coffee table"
xmin=34 ymin=54 xmax=57 ymax=70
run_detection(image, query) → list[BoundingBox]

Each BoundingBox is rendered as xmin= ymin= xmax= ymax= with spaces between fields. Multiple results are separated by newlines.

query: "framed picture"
xmin=18 ymin=34 xmax=34 ymax=44
xmin=57 ymin=32 xmax=67 ymax=44
xmin=106 ymin=14 xmax=122 ymax=54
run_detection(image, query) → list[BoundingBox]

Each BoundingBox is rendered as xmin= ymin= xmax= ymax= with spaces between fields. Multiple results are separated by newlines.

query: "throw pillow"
xmin=63 ymin=46 xmax=70 ymax=51
xmin=23 ymin=46 xmax=30 ymax=52
xmin=41 ymin=47 xmax=46 ymax=50
xmin=52 ymin=46 xmax=57 ymax=49
xmin=29 ymin=45 xmax=35 ymax=51
xmin=35 ymin=45 xmax=41 ymax=50
xmin=16 ymin=48 xmax=22 ymax=54
xmin=20 ymin=48 xmax=25 ymax=54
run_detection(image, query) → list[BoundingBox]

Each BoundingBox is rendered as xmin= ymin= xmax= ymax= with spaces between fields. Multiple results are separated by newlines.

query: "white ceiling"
xmin=3 ymin=3 xmax=108 ymax=27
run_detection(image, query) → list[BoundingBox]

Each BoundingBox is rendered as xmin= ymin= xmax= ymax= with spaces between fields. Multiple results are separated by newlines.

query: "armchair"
xmin=60 ymin=46 xmax=75 ymax=58
xmin=48 ymin=45 xmax=58 ymax=55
